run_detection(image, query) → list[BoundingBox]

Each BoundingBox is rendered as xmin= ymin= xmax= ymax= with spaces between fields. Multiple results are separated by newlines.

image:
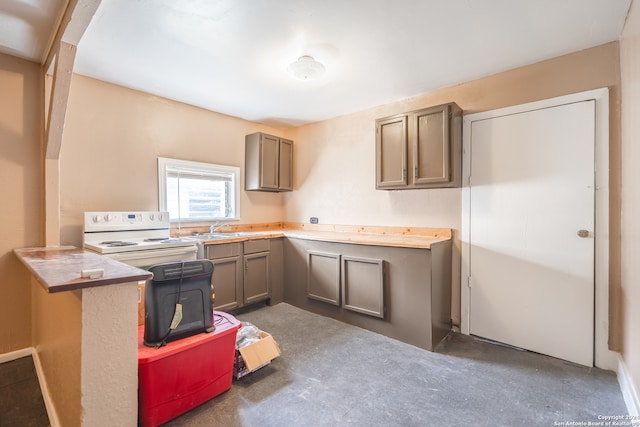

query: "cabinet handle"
xmin=402 ymin=168 xmax=407 ymax=181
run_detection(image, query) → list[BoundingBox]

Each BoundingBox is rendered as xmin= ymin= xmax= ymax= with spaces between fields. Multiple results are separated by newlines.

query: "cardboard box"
xmin=234 ymin=331 xmax=281 ymax=379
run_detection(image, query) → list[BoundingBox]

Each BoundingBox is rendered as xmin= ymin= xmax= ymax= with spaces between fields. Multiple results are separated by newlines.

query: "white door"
xmin=468 ymin=100 xmax=595 ymax=366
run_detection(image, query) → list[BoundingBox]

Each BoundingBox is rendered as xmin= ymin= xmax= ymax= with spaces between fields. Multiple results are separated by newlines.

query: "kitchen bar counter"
xmin=14 ymin=246 xmax=152 ymax=293
xmin=15 ymin=246 xmax=146 ymax=425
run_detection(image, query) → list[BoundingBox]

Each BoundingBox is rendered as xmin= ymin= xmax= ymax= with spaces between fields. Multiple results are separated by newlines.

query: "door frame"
xmin=461 ymin=88 xmax=616 ymax=370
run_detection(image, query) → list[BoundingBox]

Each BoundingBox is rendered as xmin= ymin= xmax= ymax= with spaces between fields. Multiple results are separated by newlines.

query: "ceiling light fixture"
xmin=286 ymin=55 xmax=325 ymax=81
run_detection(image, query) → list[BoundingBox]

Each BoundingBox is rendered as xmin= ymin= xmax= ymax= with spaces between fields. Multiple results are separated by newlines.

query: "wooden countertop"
xmin=184 ymin=223 xmax=451 ymax=249
xmin=280 ymin=230 xmax=448 ymax=249
xmin=14 ymin=246 xmax=152 ymax=293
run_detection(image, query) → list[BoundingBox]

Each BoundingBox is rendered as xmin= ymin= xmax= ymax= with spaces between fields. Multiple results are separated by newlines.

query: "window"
xmin=158 ymin=157 xmax=240 ymax=223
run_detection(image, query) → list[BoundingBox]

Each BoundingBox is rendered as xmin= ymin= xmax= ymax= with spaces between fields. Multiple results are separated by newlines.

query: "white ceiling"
xmin=0 ymin=0 xmax=632 ymax=128
xmin=0 ymin=0 xmax=67 ymax=62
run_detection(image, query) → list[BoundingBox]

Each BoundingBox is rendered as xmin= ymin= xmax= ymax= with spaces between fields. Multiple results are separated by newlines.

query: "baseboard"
xmin=0 ymin=347 xmax=33 ymax=363
xmin=0 ymin=347 xmax=60 ymax=427
xmin=618 ymin=355 xmax=640 ymax=416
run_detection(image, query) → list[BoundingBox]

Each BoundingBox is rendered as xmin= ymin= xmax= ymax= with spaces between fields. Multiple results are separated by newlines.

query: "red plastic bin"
xmin=138 ymin=311 xmax=241 ymax=427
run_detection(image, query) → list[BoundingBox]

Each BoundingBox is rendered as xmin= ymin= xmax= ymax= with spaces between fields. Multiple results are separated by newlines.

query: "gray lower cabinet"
xmin=243 ymin=239 xmax=270 ymax=304
xmin=307 ymin=251 xmax=341 ymax=305
xmin=206 ymin=239 xmax=277 ymax=310
xmin=285 ymin=237 xmax=451 ymax=351
xmin=341 ymin=256 xmax=384 ymax=318
xmin=206 ymin=243 xmax=243 ymax=311
xmin=307 ymin=251 xmax=384 ymax=318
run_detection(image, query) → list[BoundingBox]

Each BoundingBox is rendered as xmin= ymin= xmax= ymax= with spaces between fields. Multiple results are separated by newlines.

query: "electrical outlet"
xmin=310 ymin=217 xmax=319 ymax=224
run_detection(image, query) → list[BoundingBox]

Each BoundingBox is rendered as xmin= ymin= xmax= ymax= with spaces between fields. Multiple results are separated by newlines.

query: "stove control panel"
xmin=84 ymin=211 xmax=170 ymax=232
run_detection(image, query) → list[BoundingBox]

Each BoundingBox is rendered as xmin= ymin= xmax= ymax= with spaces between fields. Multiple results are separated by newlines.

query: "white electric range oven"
xmin=83 ymin=211 xmax=198 ymax=268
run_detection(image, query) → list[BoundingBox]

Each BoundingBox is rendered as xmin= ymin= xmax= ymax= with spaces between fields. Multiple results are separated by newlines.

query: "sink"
xmin=225 ymin=232 xmax=262 ymax=237
xmin=186 ymin=232 xmax=262 ymax=240
xmin=188 ymin=234 xmax=228 ymax=240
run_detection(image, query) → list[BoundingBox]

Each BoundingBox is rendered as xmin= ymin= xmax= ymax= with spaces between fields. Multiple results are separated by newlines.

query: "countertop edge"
xmin=281 ymin=231 xmax=448 ymax=249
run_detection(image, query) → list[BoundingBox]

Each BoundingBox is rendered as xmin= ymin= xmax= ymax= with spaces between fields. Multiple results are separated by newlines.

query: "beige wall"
xmin=285 ymin=42 xmax=621 ymax=330
xmin=620 ymin=0 xmax=640 ymax=407
xmin=0 ymin=52 xmax=43 ymax=353
xmin=31 ymin=276 xmax=140 ymax=427
xmin=59 ymin=75 xmax=288 ymax=246
xmin=31 ymin=283 xmax=82 ymax=426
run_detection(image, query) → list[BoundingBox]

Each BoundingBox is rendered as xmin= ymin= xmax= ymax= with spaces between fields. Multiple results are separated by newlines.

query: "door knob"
xmin=577 ymin=229 xmax=590 ymax=238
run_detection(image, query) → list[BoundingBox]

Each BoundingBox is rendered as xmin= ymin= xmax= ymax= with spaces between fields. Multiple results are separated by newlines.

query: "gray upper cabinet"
xmin=376 ymin=102 xmax=462 ymax=189
xmin=245 ymin=132 xmax=293 ymax=192
xmin=376 ymin=115 xmax=408 ymax=187
xmin=278 ymin=138 xmax=293 ymax=191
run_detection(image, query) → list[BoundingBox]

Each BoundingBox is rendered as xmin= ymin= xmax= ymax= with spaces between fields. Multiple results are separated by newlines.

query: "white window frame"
xmin=158 ymin=157 xmax=240 ymax=223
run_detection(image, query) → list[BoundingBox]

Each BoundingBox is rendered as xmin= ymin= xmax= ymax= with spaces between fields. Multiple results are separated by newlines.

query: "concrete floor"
xmin=1 ymin=303 xmax=626 ymax=426
xmin=0 ymin=355 xmax=49 ymax=427
xmin=166 ymin=303 xmax=627 ymax=427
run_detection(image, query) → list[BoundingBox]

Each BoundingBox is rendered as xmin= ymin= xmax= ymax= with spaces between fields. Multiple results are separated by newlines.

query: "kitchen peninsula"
xmin=14 ymin=246 xmax=151 ymax=426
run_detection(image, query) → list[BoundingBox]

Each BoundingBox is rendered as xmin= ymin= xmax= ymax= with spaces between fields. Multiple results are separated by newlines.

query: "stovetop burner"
xmin=160 ymin=238 xmax=185 ymax=243
xmin=143 ymin=238 xmax=185 ymax=243
xmin=99 ymin=241 xmax=139 ymax=247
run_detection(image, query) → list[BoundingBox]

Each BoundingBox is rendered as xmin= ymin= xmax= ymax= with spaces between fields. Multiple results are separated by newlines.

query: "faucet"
xmin=210 ymin=221 xmax=228 ymax=234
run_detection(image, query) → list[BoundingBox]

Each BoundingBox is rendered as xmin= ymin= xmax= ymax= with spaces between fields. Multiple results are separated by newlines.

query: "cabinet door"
xmin=212 ymin=256 xmax=243 ymax=311
xmin=413 ymin=105 xmax=450 ymax=185
xmin=307 ymin=251 xmax=340 ymax=305
xmin=341 ymin=256 xmax=385 ymax=318
xmin=260 ymin=134 xmax=280 ymax=190
xmin=244 ymin=252 xmax=270 ymax=304
xmin=376 ymin=115 xmax=407 ymax=188
xmin=278 ymin=138 xmax=293 ymax=191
